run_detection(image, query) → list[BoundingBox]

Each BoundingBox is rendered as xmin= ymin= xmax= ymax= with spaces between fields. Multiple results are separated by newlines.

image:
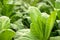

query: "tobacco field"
xmin=0 ymin=0 xmax=60 ymax=40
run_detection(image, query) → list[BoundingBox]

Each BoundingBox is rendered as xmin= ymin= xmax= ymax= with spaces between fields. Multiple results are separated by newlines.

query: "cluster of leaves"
xmin=0 ymin=16 xmax=15 ymax=40
xmin=14 ymin=0 xmax=60 ymax=40
xmin=0 ymin=0 xmax=60 ymax=40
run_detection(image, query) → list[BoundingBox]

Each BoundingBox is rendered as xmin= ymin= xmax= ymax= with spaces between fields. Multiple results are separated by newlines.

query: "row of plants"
xmin=0 ymin=0 xmax=60 ymax=40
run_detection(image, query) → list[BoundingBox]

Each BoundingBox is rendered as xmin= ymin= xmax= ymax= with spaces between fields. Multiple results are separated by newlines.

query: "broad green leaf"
xmin=29 ymin=7 xmax=43 ymax=40
xmin=41 ymin=13 xmax=49 ymax=35
xmin=0 ymin=29 xmax=15 ymax=40
xmin=0 ymin=16 xmax=10 ymax=30
xmin=45 ymin=11 xmax=57 ymax=40
xmin=15 ymin=29 xmax=35 ymax=40
xmin=29 ymin=7 xmax=57 ymax=40
xmin=29 ymin=7 xmax=41 ymax=23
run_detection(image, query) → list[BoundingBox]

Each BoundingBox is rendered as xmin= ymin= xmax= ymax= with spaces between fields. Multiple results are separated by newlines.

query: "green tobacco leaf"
xmin=0 ymin=16 xmax=10 ymax=30
xmin=0 ymin=29 xmax=15 ymax=40
xmin=29 ymin=7 xmax=41 ymax=23
xmin=45 ymin=11 xmax=57 ymax=40
xmin=55 ymin=0 xmax=60 ymax=9
xmin=15 ymin=29 xmax=34 ymax=40
xmin=29 ymin=7 xmax=57 ymax=40
xmin=29 ymin=7 xmax=43 ymax=40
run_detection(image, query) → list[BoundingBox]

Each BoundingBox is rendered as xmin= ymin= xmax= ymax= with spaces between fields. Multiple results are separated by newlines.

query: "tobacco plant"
xmin=29 ymin=7 xmax=57 ymax=40
xmin=0 ymin=16 xmax=15 ymax=40
xmin=15 ymin=6 xmax=57 ymax=40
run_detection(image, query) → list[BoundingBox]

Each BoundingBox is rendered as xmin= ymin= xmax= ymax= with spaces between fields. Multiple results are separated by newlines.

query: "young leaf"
xmin=29 ymin=7 xmax=43 ymax=40
xmin=29 ymin=7 xmax=57 ymax=40
xmin=45 ymin=11 xmax=57 ymax=40
xmin=0 ymin=29 xmax=15 ymax=40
